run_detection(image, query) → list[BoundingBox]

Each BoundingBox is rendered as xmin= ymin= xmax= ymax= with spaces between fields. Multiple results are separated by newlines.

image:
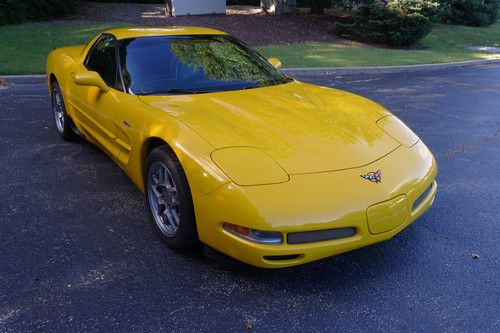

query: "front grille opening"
xmin=287 ymin=227 xmax=356 ymax=244
xmin=412 ymin=183 xmax=433 ymax=211
xmin=263 ymin=254 xmax=301 ymax=261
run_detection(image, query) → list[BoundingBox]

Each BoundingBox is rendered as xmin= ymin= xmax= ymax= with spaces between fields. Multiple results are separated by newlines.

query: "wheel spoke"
xmin=158 ymin=167 xmax=167 ymax=186
xmin=164 ymin=210 xmax=177 ymax=229
xmin=157 ymin=168 xmax=163 ymax=185
xmin=165 ymin=172 xmax=174 ymax=187
xmin=152 ymin=174 xmax=160 ymax=186
xmin=171 ymin=209 xmax=180 ymax=225
xmin=151 ymin=184 xmax=162 ymax=198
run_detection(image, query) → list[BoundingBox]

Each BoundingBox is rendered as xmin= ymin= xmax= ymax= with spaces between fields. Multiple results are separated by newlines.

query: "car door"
xmin=70 ymin=34 xmax=125 ymax=161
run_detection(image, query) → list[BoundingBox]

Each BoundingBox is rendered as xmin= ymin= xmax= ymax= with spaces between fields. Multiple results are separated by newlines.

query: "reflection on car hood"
xmin=139 ymin=81 xmax=401 ymax=174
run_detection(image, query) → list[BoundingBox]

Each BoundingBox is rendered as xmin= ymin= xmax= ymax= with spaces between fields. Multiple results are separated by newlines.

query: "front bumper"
xmin=193 ymin=141 xmax=438 ymax=268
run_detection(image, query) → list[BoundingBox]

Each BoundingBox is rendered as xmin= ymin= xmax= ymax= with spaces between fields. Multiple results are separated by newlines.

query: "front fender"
xmin=129 ymin=103 xmax=230 ymax=195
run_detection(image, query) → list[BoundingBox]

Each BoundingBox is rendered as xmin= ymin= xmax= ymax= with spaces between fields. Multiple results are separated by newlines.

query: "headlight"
xmin=377 ymin=115 xmax=419 ymax=147
xmin=222 ymin=223 xmax=283 ymax=245
xmin=211 ymin=147 xmax=289 ymax=186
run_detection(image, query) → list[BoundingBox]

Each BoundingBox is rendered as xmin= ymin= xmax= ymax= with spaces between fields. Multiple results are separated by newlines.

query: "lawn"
xmin=0 ymin=22 xmax=127 ymax=75
xmin=0 ymin=20 xmax=499 ymax=74
xmin=257 ymin=21 xmax=500 ymax=68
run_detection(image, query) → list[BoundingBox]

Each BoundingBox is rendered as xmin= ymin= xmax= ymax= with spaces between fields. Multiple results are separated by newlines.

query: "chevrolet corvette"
xmin=46 ymin=27 xmax=437 ymax=268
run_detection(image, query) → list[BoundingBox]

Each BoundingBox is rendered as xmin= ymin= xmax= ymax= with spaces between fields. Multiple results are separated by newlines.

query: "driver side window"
xmin=86 ymin=35 xmax=122 ymax=91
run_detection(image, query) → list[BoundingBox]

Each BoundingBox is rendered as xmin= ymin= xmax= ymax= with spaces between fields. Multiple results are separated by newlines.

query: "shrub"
xmin=439 ymin=0 xmax=499 ymax=26
xmin=390 ymin=0 xmax=442 ymax=19
xmin=333 ymin=0 xmax=440 ymax=46
xmin=0 ymin=0 xmax=80 ymax=25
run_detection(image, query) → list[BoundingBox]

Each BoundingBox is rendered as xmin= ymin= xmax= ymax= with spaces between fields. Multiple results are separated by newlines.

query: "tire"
xmin=145 ymin=145 xmax=198 ymax=249
xmin=51 ymin=81 xmax=78 ymax=141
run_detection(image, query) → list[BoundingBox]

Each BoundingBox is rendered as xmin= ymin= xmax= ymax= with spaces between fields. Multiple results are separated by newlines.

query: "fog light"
xmin=222 ymin=223 xmax=282 ymax=245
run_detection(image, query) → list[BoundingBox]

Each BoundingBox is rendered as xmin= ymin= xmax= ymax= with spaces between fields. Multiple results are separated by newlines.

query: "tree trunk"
xmin=165 ymin=0 xmax=173 ymax=17
xmin=275 ymin=0 xmax=285 ymax=14
xmin=310 ymin=0 xmax=326 ymax=14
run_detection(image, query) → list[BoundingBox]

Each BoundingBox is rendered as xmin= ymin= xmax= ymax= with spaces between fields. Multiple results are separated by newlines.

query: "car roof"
xmin=104 ymin=26 xmax=228 ymax=40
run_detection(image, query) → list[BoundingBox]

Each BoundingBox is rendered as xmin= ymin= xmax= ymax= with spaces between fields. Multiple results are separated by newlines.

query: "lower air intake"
xmin=263 ymin=254 xmax=301 ymax=261
xmin=287 ymin=227 xmax=356 ymax=244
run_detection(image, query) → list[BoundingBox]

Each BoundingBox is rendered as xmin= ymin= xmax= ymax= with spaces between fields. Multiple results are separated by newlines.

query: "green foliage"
xmin=390 ymin=0 xmax=441 ymax=20
xmin=0 ymin=0 xmax=80 ymax=25
xmin=333 ymin=0 xmax=440 ymax=46
xmin=439 ymin=0 xmax=499 ymax=26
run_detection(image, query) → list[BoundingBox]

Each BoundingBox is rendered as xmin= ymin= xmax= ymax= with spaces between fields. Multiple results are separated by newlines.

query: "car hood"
xmin=139 ymin=81 xmax=401 ymax=174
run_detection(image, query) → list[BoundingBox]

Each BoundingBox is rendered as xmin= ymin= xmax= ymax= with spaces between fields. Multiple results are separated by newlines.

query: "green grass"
xmin=256 ymin=21 xmax=500 ymax=68
xmin=0 ymin=20 xmax=499 ymax=74
xmin=0 ymin=22 xmax=127 ymax=75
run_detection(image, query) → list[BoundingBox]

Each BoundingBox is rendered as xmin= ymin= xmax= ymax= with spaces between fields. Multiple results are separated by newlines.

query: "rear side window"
xmin=85 ymin=35 xmax=121 ymax=90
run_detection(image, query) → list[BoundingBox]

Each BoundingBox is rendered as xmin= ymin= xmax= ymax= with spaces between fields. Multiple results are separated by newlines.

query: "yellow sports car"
xmin=46 ymin=27 xmax=437 ymax=268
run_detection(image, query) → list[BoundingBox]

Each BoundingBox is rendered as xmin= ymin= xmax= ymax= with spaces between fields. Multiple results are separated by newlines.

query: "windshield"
xmin=118 ymin=35 xmax=292 ymax=95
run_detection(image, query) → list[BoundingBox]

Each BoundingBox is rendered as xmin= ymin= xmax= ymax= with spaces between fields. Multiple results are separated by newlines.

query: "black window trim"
xmin=84 ymin=33 xmax=126 ymax=93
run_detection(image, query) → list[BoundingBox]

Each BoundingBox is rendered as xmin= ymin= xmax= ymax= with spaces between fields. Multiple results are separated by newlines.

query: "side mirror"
xmin=268 ymin=57 xmax=282 ymax=69
xmin=70 ymin=70 xmax=110 ymax=92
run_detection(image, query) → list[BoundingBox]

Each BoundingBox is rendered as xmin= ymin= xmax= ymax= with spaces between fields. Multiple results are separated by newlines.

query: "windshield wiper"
xmin=139 ymin=88 xmax=200 ymax=96
xmin=238 ymin=85 xmax=261 ymax=90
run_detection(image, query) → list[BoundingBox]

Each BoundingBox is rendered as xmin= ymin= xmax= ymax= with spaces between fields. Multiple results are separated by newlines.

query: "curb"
xmin=1 ymin=75 xmax=46 ymax=84
xmin=2 ymin=59 xmax=499 ymax=84
xmin=281 ymin=59 xmax=500 ymax=76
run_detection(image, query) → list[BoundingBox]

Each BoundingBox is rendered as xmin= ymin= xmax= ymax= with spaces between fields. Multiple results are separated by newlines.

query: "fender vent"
xmin=287 ymin=227 xmax=356 ymax=244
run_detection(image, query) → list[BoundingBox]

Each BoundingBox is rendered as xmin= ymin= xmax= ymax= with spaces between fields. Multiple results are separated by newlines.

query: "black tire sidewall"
xmin=145 ymin=146 xmax=198 ymax=249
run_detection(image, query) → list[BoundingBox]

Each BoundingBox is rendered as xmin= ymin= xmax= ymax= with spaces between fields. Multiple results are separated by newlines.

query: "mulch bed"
xmin=76 ymin=2 xmax=339 ymax=46
xmin=0 ymin=77 xmax=10 ymax=86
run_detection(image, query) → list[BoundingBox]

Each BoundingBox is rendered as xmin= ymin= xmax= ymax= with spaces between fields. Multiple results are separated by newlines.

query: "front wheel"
xmin=51 ymin=81 xmax=77 ymax=141
xmin=145 ymin=146 xmax=198 ymax=248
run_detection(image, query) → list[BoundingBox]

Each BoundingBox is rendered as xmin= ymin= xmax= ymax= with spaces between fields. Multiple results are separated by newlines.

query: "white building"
xmin=171 ymin=0 xmax=226 ymax=16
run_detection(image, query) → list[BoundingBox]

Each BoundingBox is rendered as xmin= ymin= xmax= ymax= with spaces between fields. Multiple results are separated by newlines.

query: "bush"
xmin=0 ymin=0 xmax=80 ymax=25
xmin=333 ymin=0 xmax=440 ymax=46
xmin=391 ymin=0 xmax=442 ymax=19
xmin=439 ymin=0 xmax=499 ymax=26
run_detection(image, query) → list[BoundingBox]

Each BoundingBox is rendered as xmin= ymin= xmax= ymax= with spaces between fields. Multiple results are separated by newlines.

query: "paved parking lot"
xmin=1 ymin=65 xmax=499 ymax=332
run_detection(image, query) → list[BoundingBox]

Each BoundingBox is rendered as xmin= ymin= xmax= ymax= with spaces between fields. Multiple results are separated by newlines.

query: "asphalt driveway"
xmin=1 ymin=65 xmax=499 ymax=332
